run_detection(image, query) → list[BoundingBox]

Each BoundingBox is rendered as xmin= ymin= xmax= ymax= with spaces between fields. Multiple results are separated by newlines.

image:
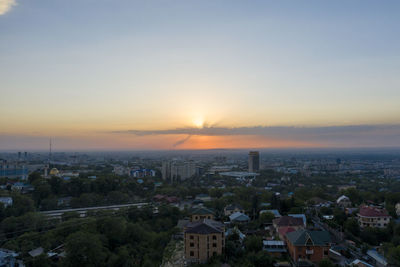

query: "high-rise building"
xmin=162 ymin=160 xmax=196 ymax=182
xmin=248 ymin=151 xmax=260 ymax=172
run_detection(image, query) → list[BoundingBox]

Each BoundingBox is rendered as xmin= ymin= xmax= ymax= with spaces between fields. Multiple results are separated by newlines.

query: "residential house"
xmin=349 ymin=259 xmax=374 ymax=267
xmin=288 ymin=214 xmax=307 ymax=227
xmin=261 ymin=209 xmax=281 ymax=218
xmin=336 ymin=195 xmax=351 ymax=208
xmin=273 ymin=216 xmax=304 ymax=233
xmin=191 ymin=207 xmax=215 ymax=222
xmin=229 ymin=212 xmax=250 ymax=224
xmin=366 ymin=249 xmax=388 ymax=267
xmin=263 ymin=240 xmax=287 ymax=257
xmin=286 ymin=229 xmax=331 ymax=265
xmin=224 ymin=204 xmax=244 ymax=216
xmin=184 ymin=219 xmax=225 ymax=263
xmin=357 ymin=205 xmax=391 ymax=228
xmin=0 ymin=197 xmax=12 ymax=207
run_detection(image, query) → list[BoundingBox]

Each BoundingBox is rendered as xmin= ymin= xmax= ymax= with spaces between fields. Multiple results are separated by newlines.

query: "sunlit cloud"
xmin=115 ymin=124 xmax=400 ymax=147
xmin=0 ymin=0 xmax=16 ymax=15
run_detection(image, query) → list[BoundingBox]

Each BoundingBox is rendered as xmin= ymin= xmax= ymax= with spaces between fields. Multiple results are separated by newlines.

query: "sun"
xmin=193 ymin=117 xmax=204 ymax=128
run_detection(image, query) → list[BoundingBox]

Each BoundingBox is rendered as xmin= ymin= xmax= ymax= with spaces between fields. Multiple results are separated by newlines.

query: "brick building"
xmin=286 ymin=229 xmax=331 ymax=265
xmin=184 ymin=219 xmax=225 ymax=263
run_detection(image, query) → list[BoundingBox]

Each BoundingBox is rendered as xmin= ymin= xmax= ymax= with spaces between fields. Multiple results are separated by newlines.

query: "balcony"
xmin=306 ymin=249 xmax=314 ymax=254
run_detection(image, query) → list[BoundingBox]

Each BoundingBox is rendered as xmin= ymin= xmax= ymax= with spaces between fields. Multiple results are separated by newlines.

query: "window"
xmin=190 ymin=251 xmax=194 ymax=257
xmin=213 ymin=243 xmax=217 ymax=248
xmin=190 ymin=235 xmax=194 ymax=240
xmin=324 ymin=250 xmax=328 ymax=256
xmin=190 ymin=242 xmax=194 ymax=247
xmin=213 ymin=235 xmax=217 ymax=240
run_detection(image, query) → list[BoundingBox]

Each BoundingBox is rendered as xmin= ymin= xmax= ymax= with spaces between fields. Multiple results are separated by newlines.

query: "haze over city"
xmin=1 ymin=0 xmax=400 ymax=150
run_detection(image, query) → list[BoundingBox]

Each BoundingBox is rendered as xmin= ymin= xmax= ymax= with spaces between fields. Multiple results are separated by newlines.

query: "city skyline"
xmin=1 ymin=0 xmax=400 ymax=150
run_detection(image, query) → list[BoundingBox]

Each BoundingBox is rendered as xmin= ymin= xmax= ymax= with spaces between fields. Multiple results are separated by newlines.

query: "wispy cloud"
xmin=0 ymin=0 xmax=16 ymax=15
xmin=114 ymin=124 xmax=400 ymax=147
xmin=172 ymin=135 xmax=191 ymax=148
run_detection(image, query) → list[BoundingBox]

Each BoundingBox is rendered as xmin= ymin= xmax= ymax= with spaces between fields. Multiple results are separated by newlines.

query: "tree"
xmin=388 ymin=245 xmax=400 ymax=266
xmin=64 ymin=231 xmax=108 ymax=267
xmin=344 ymin=218 xmax=360 ymax=236
xmin=244 ymin=236 xmax=263 ymax=253
xmin=318 ymin=259 xmax=335 ymax=267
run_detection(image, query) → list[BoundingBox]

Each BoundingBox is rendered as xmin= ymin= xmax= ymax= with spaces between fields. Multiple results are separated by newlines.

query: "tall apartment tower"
xmin=248 ymin=151 xmax=260 ymax=172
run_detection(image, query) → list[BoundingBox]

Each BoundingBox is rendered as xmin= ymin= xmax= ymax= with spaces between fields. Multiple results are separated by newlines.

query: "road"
xmin=40 ymin=202 xmax=149 ymax=219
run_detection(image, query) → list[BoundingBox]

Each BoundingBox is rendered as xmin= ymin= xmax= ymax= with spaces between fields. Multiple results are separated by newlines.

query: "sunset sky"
xmin=1 ymin=0 xmax=400 ymax=150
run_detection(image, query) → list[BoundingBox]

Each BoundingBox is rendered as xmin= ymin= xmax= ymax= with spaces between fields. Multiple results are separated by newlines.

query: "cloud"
xmin=172 ymin=135 xmax=191 ymax=148
xmin=0 ymin=0 xmax=16 ymax=15
xmin=114 ymin=124 xmax=400 ymax=147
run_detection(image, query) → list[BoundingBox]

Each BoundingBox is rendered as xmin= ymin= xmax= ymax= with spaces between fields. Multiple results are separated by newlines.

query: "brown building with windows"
xmin=286 ymin=229 xmax=331 ymax=265
xmin=184 ymin=219 xmax=225 ymax=263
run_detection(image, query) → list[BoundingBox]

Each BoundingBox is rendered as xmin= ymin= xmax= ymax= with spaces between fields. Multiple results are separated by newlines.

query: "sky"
xmin=1 ymin=0 xmax=400 ymax=150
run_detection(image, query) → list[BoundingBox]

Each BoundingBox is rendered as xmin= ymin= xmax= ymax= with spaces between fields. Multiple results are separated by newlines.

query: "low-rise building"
xmin=191 ymin=207 xmax=214 ymax=222
xmin=229 ymin=212 xmax=250 ymax=224
xmin=0 ymin=197 xmax=13 ymax=207
xmin=357 ymin=205 xmax=391 ymax=228
xmin=224 ymin=204 xmax=244 ymax=216
xmin=262 ymin=240 xmax=286 ymax=257
xmin=336 ymin=195 xmax=351 ymax=208
xmin=286 ymin=229 xmax=331 ymax=264
xmin=184 ymin=219 xmax=225 ymax=263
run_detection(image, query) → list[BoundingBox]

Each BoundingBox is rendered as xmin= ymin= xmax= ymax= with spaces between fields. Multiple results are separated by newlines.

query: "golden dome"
xmin=49 ymin=168 xmax=59 ymax=176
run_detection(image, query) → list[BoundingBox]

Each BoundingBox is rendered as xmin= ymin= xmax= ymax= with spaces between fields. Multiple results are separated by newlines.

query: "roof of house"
xmin=288 ymin=214 xmax=307 ymax=226
xmin=273 ymin=216 xmax=304 ymax=227
xmin=336 ymin=195 xmax=350 ymax=203
xmin=278 ymin=226 xmax=296 ymax=237
xmin=359 ymin=205 xmax=389 ymax=217
xmin=229 ymin=212 xmax=250 ymax=222
xmin=225 ymin=203 xmax=243 ymax=211
xmin=307 ymin=197 xmax=331 ymax=205
xmin=350 ymin=259 xmax=374 ymax=267
xmin=367 ymin=249 xmax=388 ymax=266
xmin=286 ymin=229 xmax=331 ymax=246
xmin=185 ymin=219 xmax=224 ymax=235
xmin=191 ymin=206 xmax=214 ymax=215
xmin=263 ymin=209 xmax=281 ymax=217
xmin=28 ymin=247 xmax=44 ymax=257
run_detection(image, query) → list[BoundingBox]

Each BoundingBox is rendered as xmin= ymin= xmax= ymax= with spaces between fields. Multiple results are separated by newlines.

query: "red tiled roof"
xmin=359 ymin=205 xmax=389 ymax=217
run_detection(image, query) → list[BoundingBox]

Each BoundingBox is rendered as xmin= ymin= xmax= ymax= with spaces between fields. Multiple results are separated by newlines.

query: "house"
xmin=229 ymin=212 xmax=250 ymax=223
xmin=184 ymin=219 xmax=225 ymax=263
xmin=191 ymin=207 xmax=214 ymax=222
xmin=262 ymin=240 xmax=287 ymax=257
xmin=261 ymin=209 xmax=281 ymax=218
xmin=307 ymin=197 xmax=332 ymax=208
xmin=288 ymin=214 xmax=307 ymax=227
xmin=336 ymin=195 xmax=351 ymax=208
xmin=195 ymin=194 xmax=212 ymax=202
xmin=273 ymin=216 xmax=304 ymax=232
xmin=286 ymin=229 xmax=331 ymax=264
xmin=366 ymin=249 xmax=388 ymax=267
xmin=357 ymin=205 xmax=391 ymax=228
xmin=224 ymin=204 xmax=244 ymax=216
xmin=0 ymin=197 xmax=12 ymax=207
xmin=277 ymin=226 xmax=296 ymax=241
xmin=225 ymin=227 xmax=245 ymax=242
xmin=0 ymin=249 xmax=18 ymax=267
xmin=349 ymin=259 xmax=374 ymax=267
xmin=28 ymin=247 xmax=44 ymax=257
xmin=395 ymin=203 xmax=400 ymax=216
